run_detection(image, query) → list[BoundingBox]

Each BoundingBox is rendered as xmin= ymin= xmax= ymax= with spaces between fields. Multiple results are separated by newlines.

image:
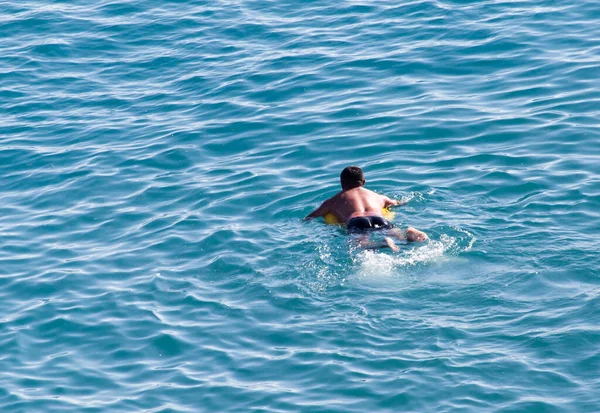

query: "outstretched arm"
xmin=383 ymin=196 xmax=404 ymax=208
xmin=304 ymin=201 xmax=330 ymax=220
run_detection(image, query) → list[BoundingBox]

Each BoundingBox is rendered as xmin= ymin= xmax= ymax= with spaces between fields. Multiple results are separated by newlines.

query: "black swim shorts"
xmin=347 ymin=216 xmax=393 ymax=234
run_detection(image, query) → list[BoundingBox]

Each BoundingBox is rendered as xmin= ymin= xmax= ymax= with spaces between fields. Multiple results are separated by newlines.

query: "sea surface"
xmin=1 ymin=0 xmax=599 ymax=412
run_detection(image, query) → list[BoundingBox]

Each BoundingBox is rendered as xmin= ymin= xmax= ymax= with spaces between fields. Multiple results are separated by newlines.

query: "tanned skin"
xmin=305 ymin=174 xmax=427 ymax=250
xmin=305 ymin=185 xmax=400 ymax=223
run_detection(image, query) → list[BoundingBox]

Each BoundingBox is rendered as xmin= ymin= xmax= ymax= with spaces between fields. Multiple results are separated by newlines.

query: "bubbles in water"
xmin=355 ymin=238 xmax=450 ymax=280
xmin=297 ymin=238 xmax=349 ymax=293
xmin=297 ymin=223 xmax=477 ymax=290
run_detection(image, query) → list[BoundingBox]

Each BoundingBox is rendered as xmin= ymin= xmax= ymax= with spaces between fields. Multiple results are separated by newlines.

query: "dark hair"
xmin=340 ymin=166 xmax=365 ymax=190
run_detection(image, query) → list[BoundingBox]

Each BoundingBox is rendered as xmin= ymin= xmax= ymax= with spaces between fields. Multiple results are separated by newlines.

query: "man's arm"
xmin=304 ymin=200 xmax=330 ymax=220
xmin=383 ymin=196 xmax=404 ymax=208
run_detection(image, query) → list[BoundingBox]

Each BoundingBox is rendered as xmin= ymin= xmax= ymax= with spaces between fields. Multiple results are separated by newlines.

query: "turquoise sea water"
xmin=1 ymin=0 xmax=599 ymax=411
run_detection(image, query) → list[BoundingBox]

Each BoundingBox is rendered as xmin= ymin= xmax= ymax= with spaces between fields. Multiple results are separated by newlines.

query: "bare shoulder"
xmin=328 ymin=190 xmax=344 ymax=201
xmin=361 ymin=187 xmax=385 ymax=198
xmin=361 ymin=187 xmax=399 ymax=207
xmin=361 ymin=187 xmax=379 ymax=194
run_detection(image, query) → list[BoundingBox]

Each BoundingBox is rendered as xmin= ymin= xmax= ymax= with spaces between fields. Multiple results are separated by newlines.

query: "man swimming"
xmin=304 ymin=166 xmax=428 ymax=252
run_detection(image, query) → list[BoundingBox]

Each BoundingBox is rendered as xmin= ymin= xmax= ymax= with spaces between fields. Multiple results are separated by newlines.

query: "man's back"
xmin=304 ymin=166 xmax=428 ymax=247
xmin=304 ymin=165 xmax=399 ymax=223
xmin=328 ymin=187 xmax=389 ymax=223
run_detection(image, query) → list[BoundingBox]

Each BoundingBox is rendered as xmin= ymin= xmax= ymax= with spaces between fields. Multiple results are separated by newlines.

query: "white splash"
xmin=355 ymin=237 xmax=454 ymax=280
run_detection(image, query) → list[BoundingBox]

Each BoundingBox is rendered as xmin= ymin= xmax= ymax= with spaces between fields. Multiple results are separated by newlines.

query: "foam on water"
xmin=354 ymin=233 xmax=468 ymax=281
xmin=358 ymin=240 xmax=447 ymax=276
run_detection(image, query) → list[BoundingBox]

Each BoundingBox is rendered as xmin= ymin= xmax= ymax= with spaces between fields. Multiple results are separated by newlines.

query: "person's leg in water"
xmin=347 ymin=216 xmax=402 ymax=252
xmin=359 ymin=216 xmax=427 ymax=244
xmin=387 ymin=227 xmax=428 ymax=242
xmin=354 ymin=234 xmax=400 ymax=252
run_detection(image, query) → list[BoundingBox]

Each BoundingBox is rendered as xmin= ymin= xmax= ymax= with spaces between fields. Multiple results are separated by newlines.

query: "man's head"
xmin=340 ymin=166 xmax=365 ymax=190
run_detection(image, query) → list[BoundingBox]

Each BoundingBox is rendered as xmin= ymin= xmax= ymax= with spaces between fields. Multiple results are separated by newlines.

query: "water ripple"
xmin=1 ymin=0 xmax=599 ymax=411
